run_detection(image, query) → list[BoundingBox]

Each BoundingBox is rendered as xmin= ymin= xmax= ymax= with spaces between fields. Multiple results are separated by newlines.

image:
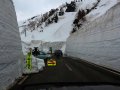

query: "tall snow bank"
xmin=66 ymin=1 xmax=120 ymax=71
xmin=0 ymin=0 xmax=23 ymax=90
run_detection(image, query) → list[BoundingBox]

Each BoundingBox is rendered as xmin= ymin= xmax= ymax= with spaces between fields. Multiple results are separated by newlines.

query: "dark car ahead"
xmin=54 ymin=50 xmax=63 ymax=58
xmin=36 ymin=51 xmax=52 ymax=60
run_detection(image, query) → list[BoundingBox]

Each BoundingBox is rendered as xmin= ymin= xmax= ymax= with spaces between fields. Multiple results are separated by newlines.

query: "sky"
xmin=13 ymin=0 xmax=72 ymax=22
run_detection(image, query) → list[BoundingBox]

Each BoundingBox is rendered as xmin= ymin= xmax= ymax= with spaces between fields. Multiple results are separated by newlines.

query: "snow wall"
xmin=66 ymin=3 xmax=120 ymax=71
xmin=42 ymin=42 xmax=65 ymax=52
xmin=0 ymin=0 xmax=23 ymax=89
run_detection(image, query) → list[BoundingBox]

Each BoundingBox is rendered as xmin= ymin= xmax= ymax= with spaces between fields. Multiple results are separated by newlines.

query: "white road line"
xmin=80 ymin=59 xmax=120 ymax=76
xmin=78 ymin=58 xmax=120 ymax=76
xmin=98 ymin=66 xmax=120 ymax=76
xmin=18 ymin=76 xmax=28 ymax=85
xmin=65 ymin=64 xmax=72 ymax=71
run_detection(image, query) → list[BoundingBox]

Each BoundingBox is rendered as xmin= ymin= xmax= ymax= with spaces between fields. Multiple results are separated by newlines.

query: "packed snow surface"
xmin=86 ymin=0 xmax=117 ymax=21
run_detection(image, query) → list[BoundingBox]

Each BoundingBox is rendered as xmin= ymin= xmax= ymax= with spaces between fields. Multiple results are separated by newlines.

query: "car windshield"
xmin=40 ymin=52 xmax=46 ymax=55
xmin=1 ymin=0 xmax=120 ymax=90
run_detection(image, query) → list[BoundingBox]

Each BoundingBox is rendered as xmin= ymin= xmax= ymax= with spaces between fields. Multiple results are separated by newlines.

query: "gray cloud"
xmin=13 ymin=0 xmax=72 ymax=22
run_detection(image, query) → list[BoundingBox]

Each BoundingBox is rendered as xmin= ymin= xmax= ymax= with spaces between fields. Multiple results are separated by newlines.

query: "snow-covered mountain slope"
xmin=66 ymin=0 xmax=120 ymax=71
xmin=20 ymin=0 xmax=118 ymax=55
xmin=20 ymin=12 xmax=76 ymax=42
xmin=19 ymin=0 xmax=98 ymax=43
xmin=20 ymin=0 xmax=100 ymax=54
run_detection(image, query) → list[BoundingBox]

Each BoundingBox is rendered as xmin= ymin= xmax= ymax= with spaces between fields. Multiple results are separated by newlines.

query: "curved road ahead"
xmin=10 ymin=57 xmax=120 ymax=90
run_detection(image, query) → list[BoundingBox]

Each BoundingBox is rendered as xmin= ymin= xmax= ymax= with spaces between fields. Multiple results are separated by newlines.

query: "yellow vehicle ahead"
xmin=47 ymin=59 xmax=56 ymax=66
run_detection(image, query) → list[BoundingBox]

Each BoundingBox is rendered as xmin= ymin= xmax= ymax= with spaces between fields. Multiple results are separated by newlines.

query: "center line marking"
xmin=65 ymin=64 xmax=72 ymax=71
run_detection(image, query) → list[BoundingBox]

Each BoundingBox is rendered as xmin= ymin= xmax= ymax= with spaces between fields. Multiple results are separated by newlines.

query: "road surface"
xmin=9 ymin=57 xmax=120 ymax=90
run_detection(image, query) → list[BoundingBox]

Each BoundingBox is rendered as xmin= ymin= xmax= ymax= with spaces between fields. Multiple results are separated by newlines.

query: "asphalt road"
xmin=9 ymin=57 xmax=120 ymax=90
